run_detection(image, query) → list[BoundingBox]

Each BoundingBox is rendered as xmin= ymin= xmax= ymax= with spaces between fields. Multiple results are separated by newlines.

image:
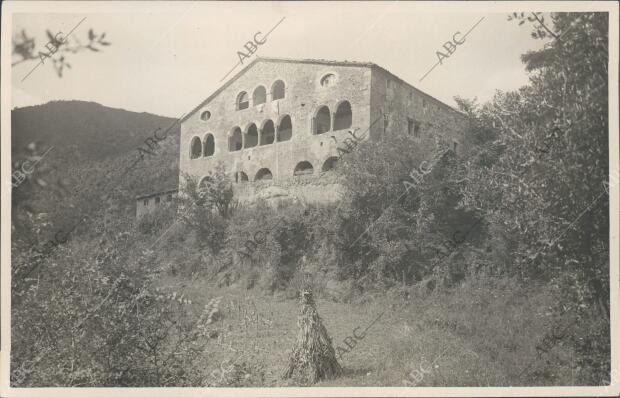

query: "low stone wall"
xmin=233 ymin=171 xmax=344 ymax=206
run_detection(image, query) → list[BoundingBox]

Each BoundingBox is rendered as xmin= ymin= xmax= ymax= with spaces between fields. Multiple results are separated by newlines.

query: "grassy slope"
xmin=156 ymin=268 xmax=579 ymax=387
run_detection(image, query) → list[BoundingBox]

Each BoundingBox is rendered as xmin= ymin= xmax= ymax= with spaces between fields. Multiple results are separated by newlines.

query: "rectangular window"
xmin=408 ymin=118 xmax=421 ymax=138
xmin=155 ymin=197 xmax=161 ymax=205
xmin=422 ymin=99 xmax=427 ymax=114
xmin=453 ymin=141 xmax=458 ymax=153
xmin=167 ymin=194 xmax=173 ymax=201
xmin=143 ymin=199 xmax=149 ymax=206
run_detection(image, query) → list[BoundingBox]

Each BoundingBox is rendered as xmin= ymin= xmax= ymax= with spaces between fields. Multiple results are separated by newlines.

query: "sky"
xmin=10 ymin=2 xmax=550 ymax=118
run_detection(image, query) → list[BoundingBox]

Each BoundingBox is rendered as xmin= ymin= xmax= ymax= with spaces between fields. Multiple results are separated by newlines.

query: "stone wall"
xmin=178 ymin=59 xmax=468 ymax=206
xmin=136 ymin=190 xmax=177 ymax=218
xmin=180 ymin=60 xmax=372 ymax=202
xmin=370 ymin=67 xmax=468 ymax=155
xmin=233 ymin=171 xmax=344 ymax=206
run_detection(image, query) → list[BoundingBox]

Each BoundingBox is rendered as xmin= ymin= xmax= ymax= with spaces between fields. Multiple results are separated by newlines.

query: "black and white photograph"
xmin=1 ymin=1 xmax=618 ymax=397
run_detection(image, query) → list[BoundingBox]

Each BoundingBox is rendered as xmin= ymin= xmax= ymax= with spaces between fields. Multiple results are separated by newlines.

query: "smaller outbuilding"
xmin=135 ymin=189 xmax=178 ymax=218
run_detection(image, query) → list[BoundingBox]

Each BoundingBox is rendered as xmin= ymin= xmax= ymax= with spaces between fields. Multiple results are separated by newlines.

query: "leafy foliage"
xmin=455 ymin=12 xmax=609 ymax=381
xmin=177 ymin=167 xmax=231 ymax=254
xmin=11 ymin=217 xmax=218 ymax=386
xmin=12 ymin=27 xmax=110 ymax=77
xmin=136 ymin=201 xmax=176 ymax=235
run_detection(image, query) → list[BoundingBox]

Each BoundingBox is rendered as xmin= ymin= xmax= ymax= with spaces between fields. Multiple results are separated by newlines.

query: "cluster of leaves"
xmin=11 ymin=212 xmax=222 ymax=386
xmin=10 ymin=139 xmax=225 ymax=387
xmin=457 ymin=12 xmax=608 ymax=300
xmin=226 ymin=201 xmax=311 ymax=291
xmin=136 ymin=201 xmax=176 ymax=235
xmin=12 ymin=27 xmax=110 ymax=77
xmin=324 ymin=113 xmax=482 ymax=287
xmin=176 ymin=165 xmax=234 ymax=254
xmin=454 ymin=12 xmax=609 ymax=382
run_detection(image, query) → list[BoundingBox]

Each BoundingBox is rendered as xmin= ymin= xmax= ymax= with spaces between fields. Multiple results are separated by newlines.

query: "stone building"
xmin=139 ymin=57 xmax=466 ymax=215
xmin=135 ymin=189 xmax=177 ymax=218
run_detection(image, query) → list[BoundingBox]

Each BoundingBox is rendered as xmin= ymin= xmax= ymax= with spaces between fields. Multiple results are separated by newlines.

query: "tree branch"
xmin=531 ymin=12 xmax=560 ymax=41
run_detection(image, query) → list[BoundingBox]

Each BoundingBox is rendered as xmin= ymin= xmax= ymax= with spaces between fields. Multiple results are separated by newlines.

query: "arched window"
xmin=228 ymin=127 xmax=242 ymax=151
xmin=253 ymin=86 xmax=266 ymax=105
xmin=313 ymin=106 xmax=331 ymax=135
xmin=203 ymin=133 xmax=215 ymax=157
xmin=294 ymin=161 xmax=314 ymax=176
xmin=235 ymin=171 xmax=249 ymax=183
xmin=255 ymin=168 xmax=273 ymax=181
xmin=237 ymin=91 xmax=249 ymax=110
xmin=244 ymin=123 xmax=258 ymax=148
xmin=333 ymin=101 xmax=352 ymax=130
xmin=271 ymin=80 xmax=285 ymax=100
xmin=260 ymin=120 xmax=275 ymax=145
xmin=190 ymin=136 xmax=202 ymax=159
xmin=277 ymin=115 xmax=292 ymax=142
xmin=322 ymin=156 xmax=339 ymax=172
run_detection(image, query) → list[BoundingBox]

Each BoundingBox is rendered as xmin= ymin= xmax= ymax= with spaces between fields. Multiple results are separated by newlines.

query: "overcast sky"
xmin=10 ymin=2 xmax=552 ymax=118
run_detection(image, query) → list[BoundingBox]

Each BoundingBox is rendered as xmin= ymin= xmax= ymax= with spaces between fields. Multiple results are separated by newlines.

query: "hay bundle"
xmin=283 ymin=290 xmax=342 ymax=384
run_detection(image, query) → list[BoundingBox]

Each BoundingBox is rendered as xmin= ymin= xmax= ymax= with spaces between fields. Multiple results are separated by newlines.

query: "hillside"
xmin=11 ymin=100 xmax=180 ymax=199
xmin=11 ymin=100 xmax=179 ymax=163
xmin=10 ymin=101 xmax=181 ymax=246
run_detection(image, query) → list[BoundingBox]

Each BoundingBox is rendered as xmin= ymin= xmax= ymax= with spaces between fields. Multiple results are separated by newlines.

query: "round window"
xmin=200 ymin=111 xmax=211 ymax=121
xmin=320 ymin=73 xmax=336 ymax=87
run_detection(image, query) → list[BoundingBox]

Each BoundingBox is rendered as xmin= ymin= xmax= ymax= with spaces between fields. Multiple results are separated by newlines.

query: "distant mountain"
xmin=11 ymin=101 xmax=180 ymax=211
xmin=12 ymin=100 xmax=180 ymax=162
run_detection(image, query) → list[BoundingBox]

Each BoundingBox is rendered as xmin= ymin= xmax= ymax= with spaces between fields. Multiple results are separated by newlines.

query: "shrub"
xmin=177 ymin=169 xmax=231 ymax=254
xmin=11 ymin=223 xmax=217 ymax=387
xmin=136 ymin=202 xmax=176 ymax=235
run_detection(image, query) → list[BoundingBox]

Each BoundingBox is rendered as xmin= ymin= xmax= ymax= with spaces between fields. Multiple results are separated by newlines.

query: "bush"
xmin=177 ymin=168 xmax=232 ymax=254
xmin=136 ymin=202 xmax=176 ymax=235
xmin=11 ymin=220 xmax=216 ymax=387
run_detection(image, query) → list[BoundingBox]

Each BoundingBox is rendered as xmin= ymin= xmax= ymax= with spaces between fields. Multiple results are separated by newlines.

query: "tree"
xmin=459 ymin=11 xmax=608 ymax=297
xmin=455 ymin=12 xmax=609 ymax=383
xmin=177 ymin=165 xmax=235 ymax=253
xmin=332 ymin=111 xmax=480 ymax=285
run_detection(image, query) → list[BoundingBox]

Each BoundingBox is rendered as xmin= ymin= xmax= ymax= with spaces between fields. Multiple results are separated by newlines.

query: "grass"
xmin=154 ymin=268 xmax=583 ymax=387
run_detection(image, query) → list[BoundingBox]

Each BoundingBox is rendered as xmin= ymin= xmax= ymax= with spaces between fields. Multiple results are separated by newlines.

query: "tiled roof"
xmin=135 ymin=188 xmax=178 ymax=201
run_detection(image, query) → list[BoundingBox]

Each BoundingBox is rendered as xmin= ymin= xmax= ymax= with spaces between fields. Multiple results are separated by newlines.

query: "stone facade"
xmin=177 ymin=57 xmax=467 ymax=206
xmin=136 ymin=189 xmax=177 ymax=218
xmin=370 ymin=67 xmax=466 ymax=151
